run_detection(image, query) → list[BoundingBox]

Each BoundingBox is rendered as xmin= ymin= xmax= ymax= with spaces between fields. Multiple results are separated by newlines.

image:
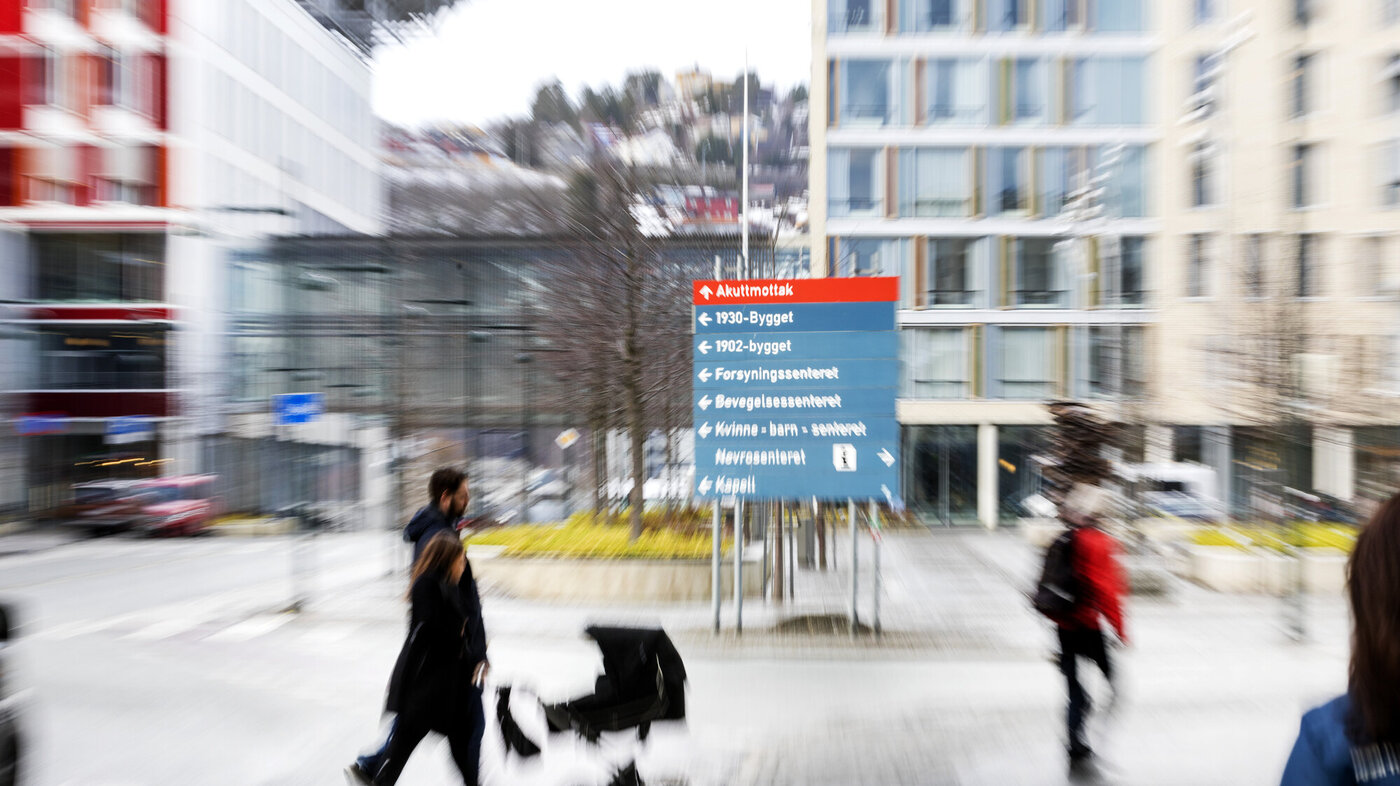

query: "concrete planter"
xmin=1186 ymin=545 xmax=1347 ymax=595
xmin=468 ymin=549 xmax=765 ymax=603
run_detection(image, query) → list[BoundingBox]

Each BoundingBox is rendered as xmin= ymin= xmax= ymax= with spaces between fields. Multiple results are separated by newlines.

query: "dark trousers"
xmin=374 ymin=685 xmax=485 ymax=786
xmin=1058 ymin=627 xmax=1113 ymax=755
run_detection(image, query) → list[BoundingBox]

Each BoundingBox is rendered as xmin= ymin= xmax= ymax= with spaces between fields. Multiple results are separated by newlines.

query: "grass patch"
xmin=1189 ymin=522 xmax=1358 ymax=552
xmin=468 ymin=512 xmax=730 ymax=560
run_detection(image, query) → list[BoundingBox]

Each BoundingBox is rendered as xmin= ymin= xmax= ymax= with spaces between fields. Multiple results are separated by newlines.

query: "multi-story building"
xmin=0 ymin=0 xmax=381 ymax=516
xmin=1153 ymin=0 xmax=1400 ymax=510
xmin=812 ymin=0 xmax=1156 ymax=527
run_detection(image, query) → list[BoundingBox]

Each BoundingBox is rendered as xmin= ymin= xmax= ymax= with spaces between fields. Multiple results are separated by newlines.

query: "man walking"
xmin=404 ymin=467 xmax=471 ymax=560
xmin=1042 ymin=485 xmax=1128 ymax=771
xmin=347 ymin=467 xmax=472 ymax=784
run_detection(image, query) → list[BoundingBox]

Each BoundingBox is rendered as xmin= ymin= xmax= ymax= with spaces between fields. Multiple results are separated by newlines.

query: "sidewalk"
xmin=298 ymin=527 xmax=1349 ymax=785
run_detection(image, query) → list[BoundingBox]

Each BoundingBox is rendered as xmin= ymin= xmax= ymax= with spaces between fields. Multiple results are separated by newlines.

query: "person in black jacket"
xmin=373 ymin=531 xmax=489 ymax=786
xmin=404 ymin=467 xmax=471 ymax=561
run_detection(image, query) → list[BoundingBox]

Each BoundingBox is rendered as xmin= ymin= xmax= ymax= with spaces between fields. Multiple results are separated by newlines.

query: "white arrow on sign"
xmin=698 ymin=476 xmax=713 ymax=495
xmin=697 ymin=368 xmax=712 ymax=383
xmin=878 ymin=448 xmax=896 ymax=467
xmin=697 ymin=312 xmax=712 ymax=327
xmin=698 ymin=395 xmax=712 ymax=411
xmin=698 ymin=422 xmax=712 ymax=439
xmin=881 ymin=485 xmax=894 ymax=505
xmin=698 ymin=341 xmax=711 ymax=355
xmin=700 ymin=285 xmax=713 ymax=300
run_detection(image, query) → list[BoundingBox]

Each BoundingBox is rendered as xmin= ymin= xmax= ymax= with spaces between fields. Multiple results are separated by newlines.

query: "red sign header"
xmin=692 ymin=277 xmax=898 ymax=305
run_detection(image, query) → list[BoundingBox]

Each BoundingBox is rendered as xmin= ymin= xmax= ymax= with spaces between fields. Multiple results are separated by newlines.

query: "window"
xmin=988 ymin=147 xmax=1030 ymax=215
xmin=1243 ymin=234 xmax=1265 ymax=298
xmin=828 ymin=0 xmax=882 ymax=33
xmin=828 ymin=149 xmax=882 ymax=217
xmin=1382 ymin=141 xmax=1400 ymax=208
xmin=1190 ymin=54 xmax=1218 ymax=116
xmin=1385 ymin=55 xmax=1400 ymax=115
xmin=1188 ymin=234 xmax=1210 ymax=297
xmin=1102 ymin=145 xmax=1148 ymax=218
xmin=1294 ymin=0 xmax=1312 ymax=26
xmin=1007 ymin=58 xmax=1048 ymax=124
xmin=1013 ymin=238 xmax=1066 ymax=307
xmin=900 ymin=0 xmax=972 ymax=31
xmin=1290 ymin=55 xmax=1314 ymax=118
xmin=924 ymin=59 xmax=986 ymax=124
xmin=1039 ymin=0 xmax=1085 ymax=31
xmin=1297 ymin=234 xmax=1319 ymax=297
xmin=33 ymin=233 xmax=166 ymax=302
xmin=1195 ymin=0 xmax=1217 ymax=25
xmin=904 ymin=328 xmax=969 ymax=398
xmin=1292 ymin=144 xmax=1317 ymax=208
xmin=1088 ymin=326 xmax=1145 ymax=398
xmin=1071 ymin=57 xmax=1148 ymax=126
xmin=925 ymin=238 xmax=977 ymax=306
xmin=94 ymin=146 xmax=159 ymax=206
xmin=99 ymin=48 xmax=140 ymax=109
xmin=839 ymin=60 xmax=893 ymax=126
xmin=30 ymin=0 xmax=76 ymax=17
xmin=1092 ymin=0 xmax=1144 ymax=31
xmin=832 ymin=238 xmax=903 ymax=277
xmin=1117 ymin=236 xmax=1146 ymax=306
xmin=999 ymin=328 xmax=1055 ymax=399
xmin=1039 ymin=147 xmax=1075 ymax=217
xmin=1190 ymin=143 xmax=1217 ymax=208
xmin=37 ymin=328 xmax=166 ymax=390
xmin=28 ymin=48 xmax=68 ymax=108
xmin=986 ymin=0 xmax=1029 ymax=31
xmin=1357 ymin=236 xmax=1386 ymax=295
xmin=899 ymin=148 xmax=971 ymax=217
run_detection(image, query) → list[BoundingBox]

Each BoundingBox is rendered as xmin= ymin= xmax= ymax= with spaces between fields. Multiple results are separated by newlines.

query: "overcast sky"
xmin=372 ymin=0 xmax=812 ymax=128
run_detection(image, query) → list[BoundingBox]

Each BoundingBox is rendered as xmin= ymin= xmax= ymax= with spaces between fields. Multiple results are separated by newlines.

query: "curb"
xmin=208 ymin=518 xmax=298 ymax=537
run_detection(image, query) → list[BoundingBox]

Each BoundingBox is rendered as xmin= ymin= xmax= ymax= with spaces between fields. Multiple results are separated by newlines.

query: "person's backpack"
xmin=1033 ymin=528 xmax=1082 ymax=622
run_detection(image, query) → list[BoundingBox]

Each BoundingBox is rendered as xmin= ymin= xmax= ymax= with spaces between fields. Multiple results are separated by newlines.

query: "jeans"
xmin=1058 ymin=626 xmax=1113 ymax=756
xmin=355 ymin=716 xmax=397 ymax=779
xmin=374 ymin=685 xmax=486 ymax=786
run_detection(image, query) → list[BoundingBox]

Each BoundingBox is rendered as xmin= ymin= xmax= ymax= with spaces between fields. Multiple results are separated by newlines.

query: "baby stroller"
xmin=496 ymin=626 xmax=687 ymax=786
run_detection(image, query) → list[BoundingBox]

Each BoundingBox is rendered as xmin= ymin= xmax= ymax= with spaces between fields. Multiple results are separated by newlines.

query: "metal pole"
xmin=741 ymin=52 xmax=750 ymax=280
xmin=849 ymin=497 xmax=858 ymax=636
xmin=787 ymin=502 xmax=796 ymax=600
xmin=712 ymin=502 xmax=722 ymax=633
xmin=734 ymin=498 xmax=744 ymax=633
xmin=870 ymin=499 xmax=882 ymax=638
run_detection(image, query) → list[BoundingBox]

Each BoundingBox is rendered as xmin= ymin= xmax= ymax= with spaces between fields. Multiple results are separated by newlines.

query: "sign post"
xmin=692 ymin=278 xmax=900 ymax=631
xmin=273 ymin=392 xmax=324 ymax=614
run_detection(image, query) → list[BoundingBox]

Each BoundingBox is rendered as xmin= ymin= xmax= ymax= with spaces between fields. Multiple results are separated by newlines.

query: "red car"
xmin=135 ymin=475 xmax=222 ymax=536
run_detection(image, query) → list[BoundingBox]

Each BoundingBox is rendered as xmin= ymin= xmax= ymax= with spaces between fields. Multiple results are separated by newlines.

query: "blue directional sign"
xmin=693 ymin=416 xmax=899 ymax=444
xmin=691 ymin=277 xmax=901 ymax=501
xmin=693 ymin=388 xmax=896 ymax=417
xmin=273 ymin=392 xmax=325 ymax=425
xmin=694 ymin=359 xmax=900 ymax=390
xmin=15 ymin=414 xmax=68 ymax=436
xmin=694 ymin=302 xmax=896 ymax=333
xmin=693 ymin=331 xmax=899 ymax=362
xmin=106 ymin=416 xmax=155 ymax=445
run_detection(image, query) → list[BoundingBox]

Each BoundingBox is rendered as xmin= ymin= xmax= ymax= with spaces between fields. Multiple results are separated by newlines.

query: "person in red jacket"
xmin=1058 ymin=498 xmax=1129 ymax=769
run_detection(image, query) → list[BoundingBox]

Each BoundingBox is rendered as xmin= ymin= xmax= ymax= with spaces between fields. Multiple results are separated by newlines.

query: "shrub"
xmin=468 ymin=517 xmax=730 ymax=560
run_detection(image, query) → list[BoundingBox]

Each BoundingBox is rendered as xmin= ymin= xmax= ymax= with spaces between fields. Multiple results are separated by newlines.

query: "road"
xmin=0 ymin=531 xmax=1352 ymax=785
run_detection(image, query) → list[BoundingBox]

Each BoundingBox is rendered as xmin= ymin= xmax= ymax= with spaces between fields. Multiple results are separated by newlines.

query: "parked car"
xmin=1141 ymin=490 xmax=1224 ymax=522
xmin=0 ymin=603 xmax=23 ymax=786
xmin=59 ymin=481 xmax=157 ymax=536
xmin=134 ymin=475 xmax=222 ymax=536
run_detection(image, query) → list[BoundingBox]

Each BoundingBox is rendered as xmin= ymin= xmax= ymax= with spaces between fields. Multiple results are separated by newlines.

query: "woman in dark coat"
xmin=375 ymin=532 xmax=489 ymax=786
